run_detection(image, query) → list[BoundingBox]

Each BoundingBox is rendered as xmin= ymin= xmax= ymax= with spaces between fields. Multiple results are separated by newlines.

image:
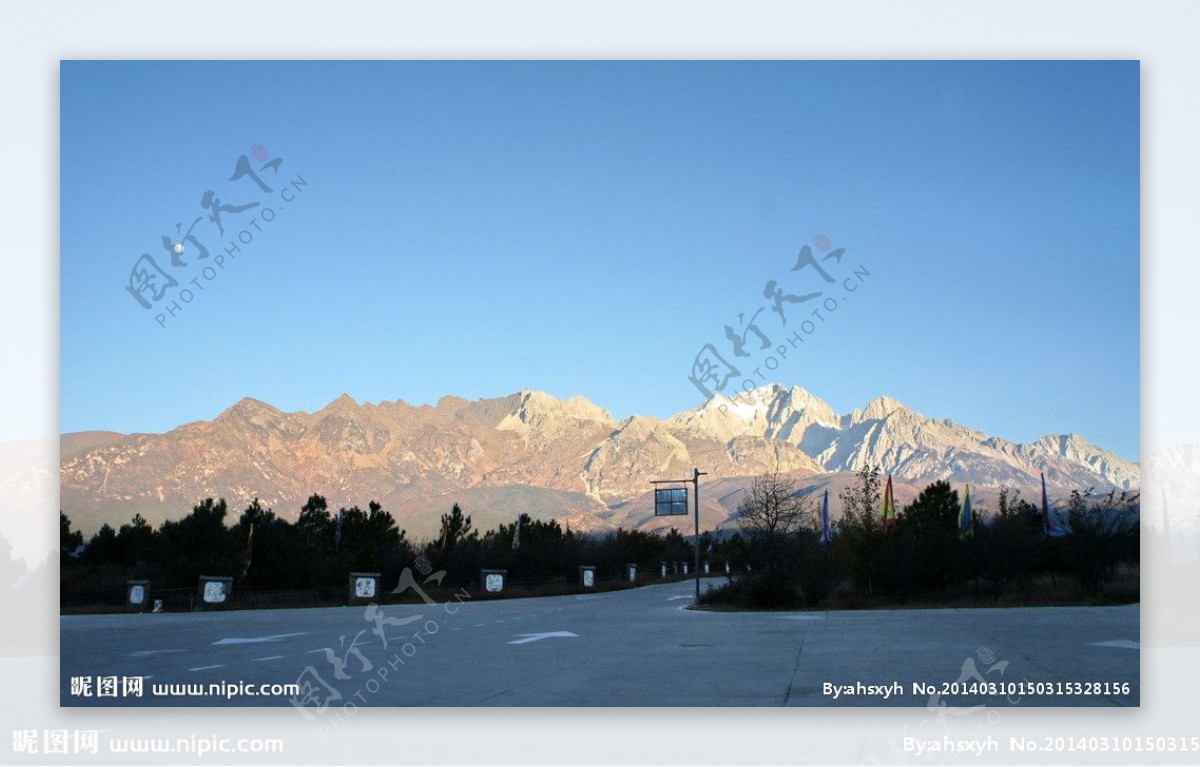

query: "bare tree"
xmin=839 ymin=464 xmax=881 ymax=530
xmin=735 ymin=472 xmax=816 ymax=541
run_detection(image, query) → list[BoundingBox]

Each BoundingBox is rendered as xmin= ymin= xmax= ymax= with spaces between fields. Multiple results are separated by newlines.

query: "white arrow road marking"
xmin=211 ymin=632 xmax=308 ymax=646
xmin=507 ymin=631 xmax=579 ymax=645
xmin=1088 ymin=639 xmax=1139 ymax=650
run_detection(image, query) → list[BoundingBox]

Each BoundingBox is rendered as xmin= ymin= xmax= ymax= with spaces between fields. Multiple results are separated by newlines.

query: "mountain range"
xmin=60 ymin=385 xmax=1139 ymax=539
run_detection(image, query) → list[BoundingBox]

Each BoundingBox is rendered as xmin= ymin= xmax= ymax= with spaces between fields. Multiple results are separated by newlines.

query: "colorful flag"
xmin=820 ymin=490 xmax=831 ymax=547
xmin=512 ymin=515 xmax=522 ymax=550
xmin=1042 ymin=472 xmax=1067 ymax=537
xmin=242 ymin=523 xmax=254 ymax=576
xmin=334 ymin=509 xmax=344 ymax=551
xmin=881 ymin=475 xmax=896 ymax=532
xmin=959 ymin=485 xmax=973 ymax=535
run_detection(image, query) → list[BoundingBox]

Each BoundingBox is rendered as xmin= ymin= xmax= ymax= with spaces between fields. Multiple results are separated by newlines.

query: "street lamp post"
xmin=652 ymin=468 xmax=706 ymax=602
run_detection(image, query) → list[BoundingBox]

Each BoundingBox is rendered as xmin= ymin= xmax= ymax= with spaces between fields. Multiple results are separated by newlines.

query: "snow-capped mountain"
xmin=669 ymin=384 xmax=1136 ymax=490
xmin=59 ymin=384 xmax=1138 ymax=538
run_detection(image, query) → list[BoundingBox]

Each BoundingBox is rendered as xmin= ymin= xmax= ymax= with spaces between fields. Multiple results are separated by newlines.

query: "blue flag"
xmin=242 ymin=523 xmax=254 ymax=576
xmin=959 ymin=485 xmax=972 ymax=535
xmin=820 ymin=490 xmax=831 ymax=547
xmin=1042 ymin=472 xmax=1067 ymax=537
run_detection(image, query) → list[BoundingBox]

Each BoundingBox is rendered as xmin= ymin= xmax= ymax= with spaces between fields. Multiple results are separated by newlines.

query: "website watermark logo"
xmin=290 ymin=557 xmax=470 ymax=733
xmin=124 ymin=145 xmax=309 ymax=328
xmin=882 ymin=646 xmax=1024 ymax=765
xmin=688 ymin=233 xmax=870 ymax=406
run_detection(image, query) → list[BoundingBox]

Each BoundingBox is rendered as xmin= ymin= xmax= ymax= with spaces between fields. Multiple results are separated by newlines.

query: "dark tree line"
xmin=61 ymin=495 xmax=417 ymax=604
xmin=703 ymin=468 xmax=1140 ymax=609
xmin=59 ymin=496 xmax=698 ymax=605
xmin=61 ymin=469 xmax=1140 ymax=610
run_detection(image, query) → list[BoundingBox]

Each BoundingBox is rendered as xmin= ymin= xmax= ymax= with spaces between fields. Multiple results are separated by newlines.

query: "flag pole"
xmin=693 ymin=468 xmax=706 ymax=602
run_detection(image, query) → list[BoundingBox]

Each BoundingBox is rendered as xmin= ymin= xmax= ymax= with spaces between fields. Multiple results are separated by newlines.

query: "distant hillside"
xmin=60 ymin=385 xmax=1138 ymax=538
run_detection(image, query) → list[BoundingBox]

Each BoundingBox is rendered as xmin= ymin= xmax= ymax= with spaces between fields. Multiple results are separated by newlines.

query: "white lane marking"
xmin=450 ymin=627 xmax=462 ymax=631
xmin=307 ymin=648 xmax=328 ymax=654
xmin=212 ymin=632 xmax=308 ymax=646
xmin=131 ymin=649 xmax=186 ymax=657
xmin=508 ymin=631 xmax=579 ymax=645
xmin=377 ymin=615 xmax=424 ymax=631
xmin=667 ymin=596 xmax=691 ymax=601
xmin=187 ymin=665 xmax=224 ymax=671
xmin=472 ymin=624 xmax=486 ymax=627
xmin=779 ymin=615 xmax=823 ymax=621
xmin=252 ymin=655 xmax=285 ymax=662
xmin=1088 ymin=639 xmax=1139 ymax=650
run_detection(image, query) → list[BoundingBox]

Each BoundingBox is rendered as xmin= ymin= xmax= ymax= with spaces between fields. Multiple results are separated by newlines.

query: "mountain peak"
xmin=1033 ymin=432 xmax=1094 ymax=457
xmin=502 ymin=389 xmax=613 ymax=429
xmin=742 ymin=383 xmax=788 ymax=400
xmin=850 ymin=395 xmax=908 ymax=423
xmin=221 ymin=396 xmax=280 ymax=417
xmin=316 ymin=392 xmax=360 ymax=414
xmin=703 ymin=384 xmax=790 ymax=416
xmin=670 ymin=382 xmax=839 ymax=447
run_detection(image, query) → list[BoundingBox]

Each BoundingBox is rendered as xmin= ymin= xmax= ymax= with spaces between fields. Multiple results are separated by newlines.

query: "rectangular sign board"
xmin=654 ymin=486 xmax=688 ymax=516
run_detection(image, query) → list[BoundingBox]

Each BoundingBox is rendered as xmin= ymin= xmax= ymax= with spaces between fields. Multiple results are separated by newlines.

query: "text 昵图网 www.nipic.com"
xmin=69 ymin=675 xmax=300 ymax=700
xmin=11 ymin=729 xmax=283 ymax=756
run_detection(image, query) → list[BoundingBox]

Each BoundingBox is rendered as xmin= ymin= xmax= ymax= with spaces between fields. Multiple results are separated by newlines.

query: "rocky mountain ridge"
xmin=60 ymin=385 xmax=1139 ymax=538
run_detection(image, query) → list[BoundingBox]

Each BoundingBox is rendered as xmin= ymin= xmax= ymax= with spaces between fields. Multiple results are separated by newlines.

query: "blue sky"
xmin=61 ymin=61 xmax=1139 ymax=460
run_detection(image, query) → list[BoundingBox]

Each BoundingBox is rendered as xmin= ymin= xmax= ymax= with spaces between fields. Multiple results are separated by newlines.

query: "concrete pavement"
xmin=60 ymin=578 xmax=1139 ymax=707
